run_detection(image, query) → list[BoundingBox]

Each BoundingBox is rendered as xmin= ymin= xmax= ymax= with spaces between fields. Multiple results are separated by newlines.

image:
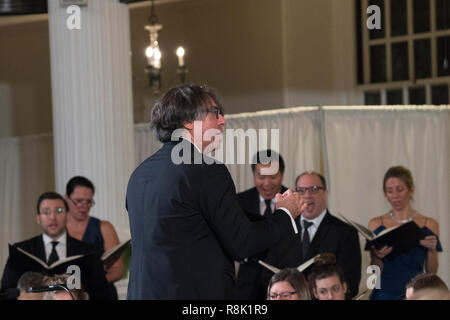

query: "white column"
xmin=48 ymin=0 xmax=135 ymax=237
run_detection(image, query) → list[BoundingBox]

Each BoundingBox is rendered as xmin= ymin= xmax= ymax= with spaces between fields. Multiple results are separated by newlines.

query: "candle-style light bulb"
xmin=176 ymin=46 xmax=185 ymax=67
xmin=145 ymin=46 xmax=154 ymax=65
xmin=153 ymin=48 xmax=162 ymax=69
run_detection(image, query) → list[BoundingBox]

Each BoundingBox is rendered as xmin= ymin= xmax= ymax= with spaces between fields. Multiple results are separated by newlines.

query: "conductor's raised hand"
xmin=275 ymin=189 xmax=305 ymax=219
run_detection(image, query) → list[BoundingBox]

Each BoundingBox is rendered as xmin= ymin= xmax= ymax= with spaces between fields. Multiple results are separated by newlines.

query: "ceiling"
xmin=0 ymin=0 xmax=188 ymax=26
xmin=0 ymin=0 xmax=188 ymax=15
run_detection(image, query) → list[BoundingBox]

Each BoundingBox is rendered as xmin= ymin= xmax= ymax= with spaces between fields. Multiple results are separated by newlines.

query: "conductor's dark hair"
xmin=309 ymin=253 xmax=346 ymax=289
xmin=66 ymin=176 xmax=95 ymax=196
xmin=150 ymin=84 xmax=224 ymax=142
xmin=36 ymin=192 xmax=69 ymax=215
xmin=251 ymin=149 xmax=285 ymax=173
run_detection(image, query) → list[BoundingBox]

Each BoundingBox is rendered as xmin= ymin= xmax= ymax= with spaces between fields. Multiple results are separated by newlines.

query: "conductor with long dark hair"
xmin=125 ymin=84 xmax=304 ymax=299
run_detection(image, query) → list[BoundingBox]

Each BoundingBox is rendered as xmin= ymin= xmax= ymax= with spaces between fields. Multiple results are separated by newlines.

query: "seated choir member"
xmin=405 ymin=273 xmax=448 ymax=300
xmin=266 ymin=268 xmax=311 ymax=300
xmin=309 ymin=253 xmax=348 ymax=300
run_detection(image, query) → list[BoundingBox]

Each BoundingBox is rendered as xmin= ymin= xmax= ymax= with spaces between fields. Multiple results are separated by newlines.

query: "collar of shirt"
xmin=258 ymin=195 xmax=276 ymax=216
xmin=182 ymin=137 xmax=202 ymax=154
xmin=260 ymin=195 xmax=298 ymax=234
xmin=42 ymin=231 xmax=67 ymax=261
xmin=300 ymin=209 xmax=327 ymax=241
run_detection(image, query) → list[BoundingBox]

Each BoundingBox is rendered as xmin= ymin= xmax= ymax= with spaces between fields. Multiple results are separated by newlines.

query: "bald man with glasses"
xmin=261 ymin=172 xmax=362 ymax=299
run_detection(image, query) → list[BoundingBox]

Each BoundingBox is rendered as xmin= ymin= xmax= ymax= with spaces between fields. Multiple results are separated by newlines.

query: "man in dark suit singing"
xmin=0 ymin=192 xmax=111 ymax=300
xmin=125 ymin=84 xmax=305 ymax=299
xmin=235 ymin=150 xmax=288 ymax=299
xmin=262 ymin=172 xmax=362 ymax=299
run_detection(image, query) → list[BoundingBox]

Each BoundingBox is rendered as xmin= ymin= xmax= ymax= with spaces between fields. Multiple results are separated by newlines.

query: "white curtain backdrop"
xmin=1 ymin=105 xmax=448 ymax=293
xmin=0 ymin=134 xmax=55 ymax=272
xmin=222 ymin=108 xmax=322 ymax=192
xmin=324 ymin=106 xmax=450 ymax=288
xmin=134 ymin=123 xmax=162 ymax=167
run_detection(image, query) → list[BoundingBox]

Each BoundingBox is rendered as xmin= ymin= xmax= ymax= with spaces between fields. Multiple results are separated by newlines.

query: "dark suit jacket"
xmin=0 ymin=234 xmax=112 ymax=300
xmin=125 ymin=140 xmax=295 ymax=299
xmin=235 ymin=186 xmax=288 ymax=300
xmin=262 ymin=211 xmax=362 ymax=299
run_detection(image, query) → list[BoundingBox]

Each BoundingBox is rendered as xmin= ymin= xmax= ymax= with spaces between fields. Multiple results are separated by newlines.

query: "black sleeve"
xmin=198 ymin=163 xmax=295 ymax=261
xmin=337 ymin=227 xmax=362 ymax=299
xmin=259 ymin=233 xmax=302 ymax=297
xmin=83 ymin=253 xmax=114 ymax=300
xmin=0 ymin=257 xmax=20 ymax=293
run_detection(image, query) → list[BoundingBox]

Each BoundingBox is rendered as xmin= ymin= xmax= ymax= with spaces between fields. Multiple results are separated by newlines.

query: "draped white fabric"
xmin=0 ymin=134 xmax=55 ymax=271
xmin=324 ymin=106 xmax=450 ymax=287
xmin=133 ymin=108 xmax=322 ymax=192
xmin=222 ymin=108 xmax=322 ymax=192
xmin=1 ymin=106 xmax=449 ymax=292
xmin=134 ymin=123 xmax=162 ymax=166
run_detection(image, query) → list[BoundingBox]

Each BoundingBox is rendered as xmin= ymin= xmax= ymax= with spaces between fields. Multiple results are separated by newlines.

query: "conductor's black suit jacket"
xmin=235 ymin=186 xmax=288 ymax=300
xmin=0 ymin=234 xmax=112 ymax=300
xmin=262 ymin=211 xmax=362 ymax=299
xmin=125 ymin=140 xmax=295 ymax=299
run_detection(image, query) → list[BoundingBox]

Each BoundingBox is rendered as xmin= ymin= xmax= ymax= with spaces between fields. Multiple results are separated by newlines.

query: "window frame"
xmin=357 ymin=0 xmax=450 ymax=104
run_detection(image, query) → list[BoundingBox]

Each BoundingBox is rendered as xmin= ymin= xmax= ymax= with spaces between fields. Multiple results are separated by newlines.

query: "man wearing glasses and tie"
xmin=262 ymin=172 xmax=362 ymax=299
xmin=0 ymin=192 xmax=112 ymax=299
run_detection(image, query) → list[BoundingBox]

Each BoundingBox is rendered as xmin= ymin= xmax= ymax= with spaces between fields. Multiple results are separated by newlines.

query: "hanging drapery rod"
xmin=322 ymin=105 xmax=450 ymax=111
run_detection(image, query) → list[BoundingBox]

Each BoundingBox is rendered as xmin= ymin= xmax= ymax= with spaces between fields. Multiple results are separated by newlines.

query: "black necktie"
xmin=301 ymin=221 xmax=313 ymax=260
xmin=263 ymin=199 xmax=272 ymax=217
xmin=47 ymin=241 xmax=59 ymax=265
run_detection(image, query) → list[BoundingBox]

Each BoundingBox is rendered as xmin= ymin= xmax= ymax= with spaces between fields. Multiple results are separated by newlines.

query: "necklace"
xmin=390 ymin=210 xmax=416 ymax=224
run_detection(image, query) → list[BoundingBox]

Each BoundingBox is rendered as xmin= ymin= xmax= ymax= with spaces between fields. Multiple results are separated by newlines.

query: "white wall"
xmin=282 ymin=0 xmax=363 ymax=107
xmin=0 ymin=20 xmax=53 ymax=139
xmin=130 ymin=0 xmax=286 ymax=121
xmin=0 ymin=84 xmax=13 ymax=138
xmin=330 ymin=0 xmax=364 ymax=105
xmin=282 ymin=0 xmax=334 ymax=106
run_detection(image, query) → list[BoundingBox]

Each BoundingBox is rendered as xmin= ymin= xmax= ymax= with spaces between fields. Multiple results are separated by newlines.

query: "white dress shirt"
xmin=42 ymin=232 xmax=67 ymax=263
xmin=300 ymin=209 xmax=327 ymax=242
xmin=258 ymin=195 xmax=275 ymax=216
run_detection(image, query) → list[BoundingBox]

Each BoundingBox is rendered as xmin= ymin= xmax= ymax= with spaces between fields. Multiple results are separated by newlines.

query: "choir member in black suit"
xmin=1 ymin=192 xmax=112 ymax=300
xmin=235 ymin=150 xmax=288 ymax=300
xmin=262 ymin=172 xmax=362 ymax=299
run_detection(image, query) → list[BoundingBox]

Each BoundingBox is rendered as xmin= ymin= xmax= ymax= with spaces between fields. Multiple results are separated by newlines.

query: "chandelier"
xmin=145 ymin=0 xmax=188 ymax=95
